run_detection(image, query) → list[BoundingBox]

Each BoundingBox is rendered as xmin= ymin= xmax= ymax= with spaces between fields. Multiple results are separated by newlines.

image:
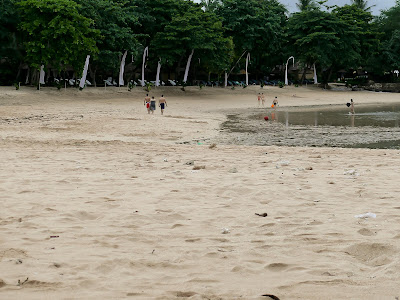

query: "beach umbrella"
xmin=141 ymin=47 xmax=149 ymax=87
xmin=285 ymin=56 xmax=294 ymax=85
xmin=119 ymin=51 xmax=127 ymax=86
xmin=155 ymin=58 xmax=162 ymax=87
xmin=245 ymin=53 xmax=251 ymax=86
xmin=79 ymin=55 xmax=90 ymax=89
xmin=183 ymin=49 xmax=194 ymax=83
xmin=313 ymin=63 xmax=318 ymax=84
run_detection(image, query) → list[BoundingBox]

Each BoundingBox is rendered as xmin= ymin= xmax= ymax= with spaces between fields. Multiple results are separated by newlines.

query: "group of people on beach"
xmin=144 ymin=94 xmax=167 ymax=115
xmin=258 ymin=93 xmax=279 ymax=108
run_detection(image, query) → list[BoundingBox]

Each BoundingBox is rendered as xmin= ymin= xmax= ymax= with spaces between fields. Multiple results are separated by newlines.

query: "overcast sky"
xmin=194 ymin=0 xmax=397 ymax=15
xmin=282 ymin=0 xmax=396 ymax=15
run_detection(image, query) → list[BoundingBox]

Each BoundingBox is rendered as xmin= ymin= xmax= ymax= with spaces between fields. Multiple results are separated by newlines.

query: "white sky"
xmin=193 ymin=0 xmax=397 ymax=15
xmin=282 ymin=0 xmax=396 ymax=15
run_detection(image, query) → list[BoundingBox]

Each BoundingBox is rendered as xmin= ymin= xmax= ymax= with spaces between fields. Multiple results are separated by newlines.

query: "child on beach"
xmin=257 ymin=93 xmax=261 ymax=106
xmin=272 ymin=97 xmax=278 ymax=108
xmin=261 ymin=93 xmax=265 ymax=106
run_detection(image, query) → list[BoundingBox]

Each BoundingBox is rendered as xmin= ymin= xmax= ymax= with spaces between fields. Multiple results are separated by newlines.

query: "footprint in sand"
xmin=344 ymin=242 xmax=396 ymax=266
xmin=265 ymin=263 xmax=290 ymax=272
xmin=357 ymin=228 xmax=376 ymax=236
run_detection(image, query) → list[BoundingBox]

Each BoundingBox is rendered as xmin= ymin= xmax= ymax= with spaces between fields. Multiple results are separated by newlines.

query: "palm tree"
xmin=351 ymin=0 xmax=375 ymax=12
xmin=200 ymin=0 xmax=221 ymax=12
xmin=296 ymin=0 xmax=317 ymax=11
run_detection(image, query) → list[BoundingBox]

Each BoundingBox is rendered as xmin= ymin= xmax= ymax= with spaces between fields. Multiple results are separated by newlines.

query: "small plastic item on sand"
xmin=221 ymin=228 xmax=230 ymax=234
xmin=50 ymin=235 xmax=59 ymax=238
xmin=264 ymin=116 xmax=269 ymax=121
xmin=163 ymin=158 xmax=168 ymax=162
xmin=354 ymin=212 xmax=376 ymax=219
xmin=344 ymin=169 xmax=358 ymax=176
xmin=277 ymin=160 xmax=290 ymax=167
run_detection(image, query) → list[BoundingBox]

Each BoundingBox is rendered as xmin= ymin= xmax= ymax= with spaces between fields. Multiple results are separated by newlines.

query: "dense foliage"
xmin=0 ymin=0 xmax=399 ymax=86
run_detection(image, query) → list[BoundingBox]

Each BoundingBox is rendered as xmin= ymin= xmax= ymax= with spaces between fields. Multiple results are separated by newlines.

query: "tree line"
xmin=0 ymin=0 xmax=399 ymax=87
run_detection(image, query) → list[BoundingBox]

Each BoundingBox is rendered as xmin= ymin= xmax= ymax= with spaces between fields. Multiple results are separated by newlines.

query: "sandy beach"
xmin=1 ymin=85 xmax=400 ymax=299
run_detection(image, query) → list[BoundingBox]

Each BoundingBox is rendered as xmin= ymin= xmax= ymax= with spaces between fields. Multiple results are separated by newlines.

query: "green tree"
xmin=151 ymin=2 xmax=233 ymax=80
xmin=73 ymin=0 xmax=141 ymax=83
xmin=217 ymin=0 xmax=287 ymax=77
xmin=16 ymin=0 xmax=99 ymax=77
xmin=377 ymin=0 xmax=400 ymax=70
xmin=350 ymin=0 xmax=374 ymax=12
xmin=0 ymin=0 xmax=22 ymax=84
xmin=296 ymin=0 xmax=317 ymax=11
xmin=287 ymin=4 xmax=380 ymax=85
xmin=200 ymin=0 xmax=221 ymax=12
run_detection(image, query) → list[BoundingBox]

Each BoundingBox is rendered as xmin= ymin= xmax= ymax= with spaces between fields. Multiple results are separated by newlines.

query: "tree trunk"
xmin=175 ymin=55 xmax=184 ymax=81
xmin=89 ymin=65 xmax=97 ymax=87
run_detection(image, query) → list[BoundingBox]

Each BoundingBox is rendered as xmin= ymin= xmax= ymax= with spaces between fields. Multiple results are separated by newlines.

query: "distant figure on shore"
xmin=347 ymin=99 xmax=355 ymax=114
xmin=150 ymin=96 xmax=156 ymax=114
xmin=261 ymin=93 xmax=265 ymax=106
xmin=159 ymin=95 xmax=167 ymax=115
xmin=144 ymin=93 xmax=151 ymax=114
xmin=272 ymin=97 xmax=278 ymax=108
xmin=257 ymin=93 xmax=261 ymax=106
xmin=350 ymin=99 xmax=355 ymax=114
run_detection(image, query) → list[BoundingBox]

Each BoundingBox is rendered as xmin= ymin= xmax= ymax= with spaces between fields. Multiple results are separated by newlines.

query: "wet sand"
xmin=216 ymin=104 xmax=400 ymax=149
xmin=1 ymin=85 xmax=400 ymax=299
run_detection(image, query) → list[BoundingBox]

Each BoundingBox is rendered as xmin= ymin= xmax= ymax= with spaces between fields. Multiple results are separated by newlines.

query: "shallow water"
xmin=262 ymin=103 xmax=400 ymax=128
xmin=218 ymin=103 xmax=400 ymax=149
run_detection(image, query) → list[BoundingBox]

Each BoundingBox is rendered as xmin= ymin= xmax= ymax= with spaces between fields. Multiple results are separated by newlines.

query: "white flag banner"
xmin=119 ymin=51 xmax=127 ymax=86
xmin=225 ymin=72 xmax=228 ymax=88
xmin=141 ymin=47 xmax=149 ymax=86
xmin=285 ymin=56 xmax=294 ymax=85
xmin=313 ymin=63 xmax=318 ymax=84
xmin=39 ymin=65 xmax=45 ymax=84
xmin=79 ymin=55 xmax=90 ymax=89
xmin=245 ymin=53 xmax=251 ymax=86
xmin=156 ymin=58 xmax=162 ymax=87
xmin=183 ymin=49 xmax=194 ymax=83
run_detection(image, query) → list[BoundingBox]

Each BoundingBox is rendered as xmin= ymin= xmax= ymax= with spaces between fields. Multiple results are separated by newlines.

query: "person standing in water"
xmin=272 ymin=96 xmax=278 ymax=108
xmin=347 ymin=99 xmax=355 ymax=114
xmin=144 ymin=94 xmax=151 ymax=114
xmin=350 ymin=99 xmax=355 ymax=114
xmin=159 ymin=95 xmax=167 ymax=115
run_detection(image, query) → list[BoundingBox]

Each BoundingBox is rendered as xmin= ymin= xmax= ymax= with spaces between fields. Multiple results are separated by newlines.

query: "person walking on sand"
xmin=144 ymin=94 xmax=151 ymax=114
xmin=257 ymin=93 xmax=261 ymax=106
xmin=159 ymin=95 xmax=167 ymax=115
xmin=150 ymin=96 xmax=156 ymax=114
xmin=261 ymin=93 xmax=265 ymax=106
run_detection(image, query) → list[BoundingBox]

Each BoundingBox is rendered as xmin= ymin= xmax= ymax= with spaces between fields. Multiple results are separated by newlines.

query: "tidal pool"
xmin=218 ymin=103 xmax=400 ymax=149
xmin=263 ymin=103 xmax=400 ymax=128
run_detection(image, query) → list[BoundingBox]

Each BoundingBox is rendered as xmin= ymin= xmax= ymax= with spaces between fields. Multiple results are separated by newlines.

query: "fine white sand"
xmin=1 ymin=85 xmax=400 ymax=299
